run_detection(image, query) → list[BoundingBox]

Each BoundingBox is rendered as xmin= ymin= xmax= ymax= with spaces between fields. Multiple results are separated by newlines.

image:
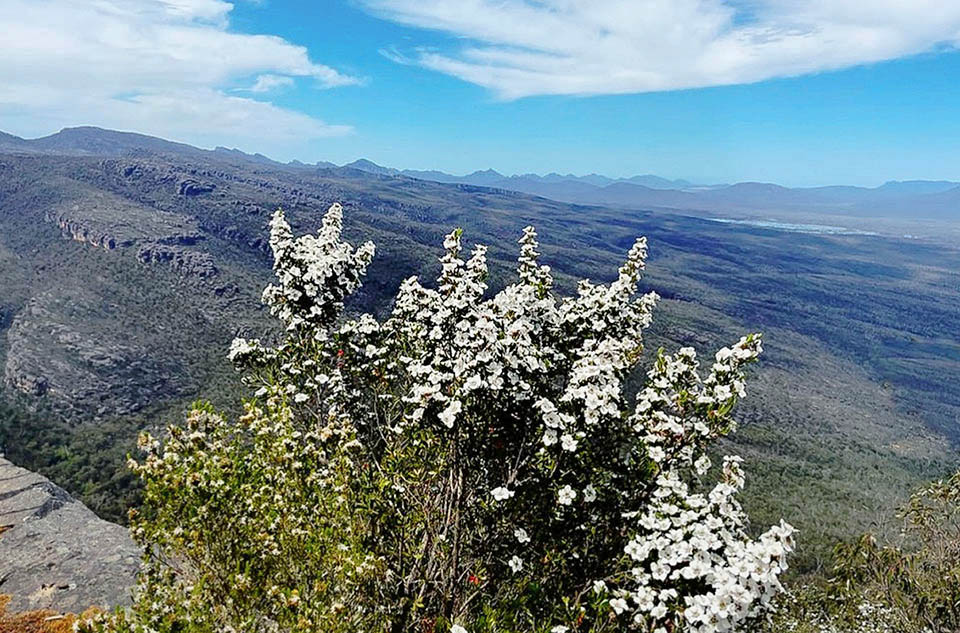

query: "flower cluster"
xmin=617 ymin=459 xmax=794 ymax=632
xmin=96 ymin=203 xmax=793 ymax=633
xmin=260 ymin=202 xmax=375 ymax=332
xmin=769 ymin=599 xmax=925 ymax=633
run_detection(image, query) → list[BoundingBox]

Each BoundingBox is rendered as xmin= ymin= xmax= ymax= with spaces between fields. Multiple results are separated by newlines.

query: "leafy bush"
xmin=766 ymin=470 xmax=960 ymax=633
xmin=87 ymin=203 xmax=794 ymax=633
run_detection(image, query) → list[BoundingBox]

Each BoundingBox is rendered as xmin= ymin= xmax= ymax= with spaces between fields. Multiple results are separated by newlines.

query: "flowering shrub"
xmin=769 ymin=598 xmax=913 ymax=633
xmin=89 ymin=203 xmax=794 ymax=633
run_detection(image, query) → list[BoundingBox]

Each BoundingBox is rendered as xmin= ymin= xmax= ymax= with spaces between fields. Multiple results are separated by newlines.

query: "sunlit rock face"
xmin=0 ymin=456 xmax=139 ymax=612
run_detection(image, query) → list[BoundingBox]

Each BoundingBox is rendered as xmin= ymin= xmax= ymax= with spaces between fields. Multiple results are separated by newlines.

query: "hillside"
xmin=0 ymin=128 xmax=958 ymax=573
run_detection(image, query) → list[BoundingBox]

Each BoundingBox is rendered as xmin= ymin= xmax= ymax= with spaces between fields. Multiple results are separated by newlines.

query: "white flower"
xmin=218 ymin=202 xmax=783 ymax=633
xmin=438 ymin=400 xmax=462 ymax=428
xmin=583 ymin=484 xmax=597 ymax=503
xmin=227 ymin=337 xmax=262 ymax=362
xmin=647 ymin=445 xmax=666 ymax=463
xmin=490 ymin=486 xmax=515 ymax=501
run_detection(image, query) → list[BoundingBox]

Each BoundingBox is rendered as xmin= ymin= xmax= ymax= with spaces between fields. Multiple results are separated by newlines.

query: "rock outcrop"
xmin=176 ymin=178 xmax=215 ymax=196
xmin=44 ymin=190 xmax=204 ymax=253
xmin=0 ymin=457 xmax=139 ymax=613
xmin=136 ymin=243 xmax=218 ymax=278
xmin=50 ymin=213 xmax=133 ymax=250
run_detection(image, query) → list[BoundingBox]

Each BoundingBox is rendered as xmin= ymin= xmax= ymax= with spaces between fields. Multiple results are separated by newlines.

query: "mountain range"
xmin=338 ymin=158 xmax=702 ymax=191
xmin=337 ymin=157 xmax=960 ymax=222
xmin=0 ymin=126 xmax=958 ymax=577
xmin=3 ymin=127 xmax=958 ymax=224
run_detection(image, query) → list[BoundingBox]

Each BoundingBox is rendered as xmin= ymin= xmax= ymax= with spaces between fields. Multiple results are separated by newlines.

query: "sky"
xmin=2 ymin=0 xmax=960 ymax=187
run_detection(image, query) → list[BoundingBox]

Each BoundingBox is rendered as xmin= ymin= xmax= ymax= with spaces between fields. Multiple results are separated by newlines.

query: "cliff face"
xmin=0 ymin=154 xmax=279 ymax=421
xmin=4 ymin=288 xmax=192 ymax=416
xmin=0 ymin=457 xmax=139 ymax=613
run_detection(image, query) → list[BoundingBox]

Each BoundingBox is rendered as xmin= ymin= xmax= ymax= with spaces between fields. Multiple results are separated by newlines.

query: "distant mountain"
xmin=337 ymin=158 xmax=700 ymax=191
xmin=487 ymin=175 xmax=610 ymax=199
xmin=536 ymin=172 xmax=605 ymax=185
xmin=456 ymin=168 xmax=507 ymax=186
xmin=0 ymin=127 xmax=299 ymax=173
xmin=621 ymin=174 xmax=696 ymax=189
xmin=865 ymin=184 xmax=960 ymax=218
xmin=29 ymin=126 xmax=204 ymax=156
xmin=3 ymin=130 xmax=958 ymax=222
xmin=212 ymin=146 xmax=282 ymax=165
xmin=398 ymin=168 xmax=463 ymax=183
xmin=330 ymin=157 xmax=959 ymax=220
xmin=0 ymin=130 xmax=29 ymax=150
xmin=878 ymin=180 xmax=960 ymax=195
xmin=565 ymin=173 xmax=613 ymax=187
xmin=343 ymin=158 xmax=400 ymax=176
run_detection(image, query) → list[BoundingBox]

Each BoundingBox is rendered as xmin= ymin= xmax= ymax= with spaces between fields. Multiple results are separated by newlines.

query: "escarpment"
xmin=45 ymin=196 xmax=203 ymax=251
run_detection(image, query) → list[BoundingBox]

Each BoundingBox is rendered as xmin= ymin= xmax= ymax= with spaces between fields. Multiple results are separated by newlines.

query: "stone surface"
xmin=44 ymin=188 xmax=204 ymax=252
xmin=0 ymin=456 xmax=139 ymax=613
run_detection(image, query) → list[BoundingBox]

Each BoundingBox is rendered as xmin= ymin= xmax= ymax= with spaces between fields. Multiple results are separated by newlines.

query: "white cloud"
xmin=0 ymin=0 xmax=358 ymax=147
xmin=362 ymin=0 xmax=960 ymax=98
xmin=248 ymin=74 xmax=297 ymax=93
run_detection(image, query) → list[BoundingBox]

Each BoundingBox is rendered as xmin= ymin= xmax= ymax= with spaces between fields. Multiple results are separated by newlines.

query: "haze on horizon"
xmin=2 ymin=0 xmax=959 ymax=187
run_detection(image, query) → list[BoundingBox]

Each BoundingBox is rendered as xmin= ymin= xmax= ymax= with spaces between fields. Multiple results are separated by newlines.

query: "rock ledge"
xmin=0 ymin=456 xmax=139 ymax=613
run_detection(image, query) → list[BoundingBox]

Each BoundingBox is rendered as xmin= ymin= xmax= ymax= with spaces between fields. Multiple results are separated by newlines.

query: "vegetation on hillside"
xmin=1 ymin=140 xmax=958 ymax=576
xmin=765 ymin=470 xmax=960 ymax=633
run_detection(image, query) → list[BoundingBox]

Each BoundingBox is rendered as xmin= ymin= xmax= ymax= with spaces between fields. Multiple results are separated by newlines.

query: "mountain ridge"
xmin=308 ymin=156 xmax=960 ymax=221
xmin=3 ymin=128 xmax=959 ymax=222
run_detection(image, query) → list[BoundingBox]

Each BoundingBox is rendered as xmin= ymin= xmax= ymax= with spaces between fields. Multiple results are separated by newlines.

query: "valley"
xmin=0 ymin=127 xmax=958 ymax=575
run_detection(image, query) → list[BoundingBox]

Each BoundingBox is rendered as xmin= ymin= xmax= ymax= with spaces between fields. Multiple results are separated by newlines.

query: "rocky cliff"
xmin=0 ymin=456 xmax=138 ymax=613
xmin=4 ymin=288 xmax=191 ymax=416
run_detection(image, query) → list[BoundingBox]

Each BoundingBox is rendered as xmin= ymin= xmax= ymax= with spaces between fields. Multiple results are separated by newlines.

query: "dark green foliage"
xmin=0 ymin=396 xmax=141 ymax=523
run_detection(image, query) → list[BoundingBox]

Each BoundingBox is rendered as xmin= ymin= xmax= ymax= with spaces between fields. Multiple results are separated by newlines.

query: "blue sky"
xmin=2 ymin=0 xmax=960 ymax=187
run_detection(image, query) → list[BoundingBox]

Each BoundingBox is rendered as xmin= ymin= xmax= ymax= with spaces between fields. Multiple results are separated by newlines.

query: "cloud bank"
xmin=363 ymin=0 xmax=960 ymax=98
xmin=0 ymin=0 xmax=357 ymax=149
